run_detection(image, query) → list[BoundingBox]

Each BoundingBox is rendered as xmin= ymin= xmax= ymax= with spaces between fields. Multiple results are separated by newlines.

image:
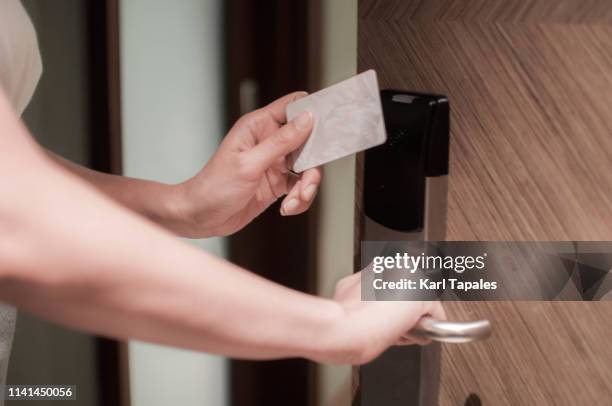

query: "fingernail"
xmin=302 ymin=184 xmax=317 ymax=201
xmin=282 ymin=198 xmax=299 ymax=214
xmin=293 ymin=111 xmax=312 ymax=131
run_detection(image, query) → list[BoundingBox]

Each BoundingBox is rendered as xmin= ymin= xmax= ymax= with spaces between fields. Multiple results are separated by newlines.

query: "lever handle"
xmin=410 ymin=316 xmax=492 ymax=343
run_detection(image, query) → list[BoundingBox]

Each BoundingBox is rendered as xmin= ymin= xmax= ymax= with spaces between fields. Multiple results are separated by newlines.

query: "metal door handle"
xmin=410 ymin=316 xmax=492 ymax=343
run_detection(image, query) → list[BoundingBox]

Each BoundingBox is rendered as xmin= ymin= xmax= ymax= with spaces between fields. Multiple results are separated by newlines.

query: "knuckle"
xmin=234 ymin=113 xmax=251 ymax=128
xmin=274 ymin=127 xmax=294 ymax=146
xmin=236 ymin=109 xmax=263 ymax=129
xmin=235 ymin=154 xmax=258 ymax=179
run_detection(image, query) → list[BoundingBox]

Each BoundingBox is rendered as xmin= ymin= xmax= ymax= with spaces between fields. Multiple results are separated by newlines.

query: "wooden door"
xmin=356 ymin=1 xmax=612 ymax=404
xmin=225 ymin=1 xmax=322 ymax=405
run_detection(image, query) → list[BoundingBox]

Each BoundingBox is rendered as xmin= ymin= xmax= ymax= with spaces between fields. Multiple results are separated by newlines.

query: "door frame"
xmin=87 ymin=1 xmax=129 ymax=405
xmin=225 ymin=0 xmax=322 ymax=405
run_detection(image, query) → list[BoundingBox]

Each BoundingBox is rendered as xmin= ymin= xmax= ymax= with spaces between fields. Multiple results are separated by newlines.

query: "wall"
xmin=317 ymin=0 xmax=358 ymax=405
xmin=119 ymin=1 xmax=227 ymax=406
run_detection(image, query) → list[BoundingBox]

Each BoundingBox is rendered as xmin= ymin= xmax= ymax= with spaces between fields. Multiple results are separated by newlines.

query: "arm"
xmin=47 ymin=92 xmax=324 ymax=239
xmin=0 ymin=91 xmax=443 ymax=364
xmin=0 ymin=113 xmax=335 ymax=361
xmin=47 ymin=151 xmax=188 ymax=235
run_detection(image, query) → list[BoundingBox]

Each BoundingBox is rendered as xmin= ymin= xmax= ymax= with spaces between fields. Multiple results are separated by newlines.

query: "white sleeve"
xmin=0 ymin=0 xmax=42 ymax=115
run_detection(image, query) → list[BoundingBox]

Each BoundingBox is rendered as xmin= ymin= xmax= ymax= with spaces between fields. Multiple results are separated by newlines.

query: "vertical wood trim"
xmin=306 ymin=0 xmax=322 ymax=93
xmin=351 ymin=152 xmax=364 ymax=405
xmin=88 ymin=0 xmax=123 ymax=174
xmin=305 ymin=5 xmax=322 ymax=404
xmin=104 ymin=0 xmax=123 ymax=175
xmin=226 ymin=1 xmax=322 ymax=405
xmin=87 ymin=0 xmax=129 ymax=405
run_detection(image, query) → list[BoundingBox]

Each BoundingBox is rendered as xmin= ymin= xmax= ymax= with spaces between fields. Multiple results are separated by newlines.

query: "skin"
xmin=0 ymin=88 xmax=444 ymax=365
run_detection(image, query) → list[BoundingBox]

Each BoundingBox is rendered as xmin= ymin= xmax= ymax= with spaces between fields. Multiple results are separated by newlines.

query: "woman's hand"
xmin=44 ymin=91 xmax=318 ymax=238
xmin=176 ymin=91 xmax=320 ymax=237
xmin=320 ymin=270 xmax=446 ymax=365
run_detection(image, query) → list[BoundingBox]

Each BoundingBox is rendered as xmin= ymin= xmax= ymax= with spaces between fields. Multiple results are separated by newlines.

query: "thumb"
xmin=246 ymin=110 xmax=313 ymax=173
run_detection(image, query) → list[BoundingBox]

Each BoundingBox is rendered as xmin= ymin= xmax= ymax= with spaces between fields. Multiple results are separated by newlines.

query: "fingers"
xmin=396 ymin=334 xmax=431 ymax=346
xmin=396 ymin=301 xmax=445 ymax=346
xmin=299 ymin=167 xmax=322 ymax=201
xmin=279 ymin=177 xmax=315 ymax=216
xmin=246 ymin=110 xmax=314 ymax=175
xmin=425 ymin=301 xmax=447 ymax=321
xmin=279 ymin=166 xmax=322 ymax=216
xmin=280 ymin=179 xmax=303 ymax=216
xmin=262 ymin=91 xmax=308 ymax=124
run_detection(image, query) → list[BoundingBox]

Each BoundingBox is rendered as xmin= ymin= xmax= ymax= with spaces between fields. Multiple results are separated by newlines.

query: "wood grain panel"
xmin=359 ymin=0 xmax=612 ymax=23
xmin=358 ymin=0 xmax=612 ymax=404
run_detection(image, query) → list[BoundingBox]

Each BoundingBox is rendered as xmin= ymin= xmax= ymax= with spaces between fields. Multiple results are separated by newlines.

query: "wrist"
xmin=177 ymin=176 xmax=227 ymax=238
xmin=152 ymin=181 xmax=206 ymax=237
xmin=296 ymin=299 xmax=359 ymax=364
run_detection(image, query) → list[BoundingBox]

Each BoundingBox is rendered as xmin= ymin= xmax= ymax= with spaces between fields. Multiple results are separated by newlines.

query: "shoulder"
xmin=0 ymin=0 xmax=42 ymax=115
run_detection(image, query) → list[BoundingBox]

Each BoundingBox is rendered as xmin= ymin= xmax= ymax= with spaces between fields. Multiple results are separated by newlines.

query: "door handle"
xmin=410 ymin=316 xmax=492 ymax=343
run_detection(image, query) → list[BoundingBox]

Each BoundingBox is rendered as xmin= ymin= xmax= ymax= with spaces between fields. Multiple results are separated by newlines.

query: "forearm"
xmin=0 ymin=97 xmax=344 ymax=361
xmin=0 ymin=160 xmax=343 ymax=360
xmin=47 ymin=152 xmax=193 ymax=235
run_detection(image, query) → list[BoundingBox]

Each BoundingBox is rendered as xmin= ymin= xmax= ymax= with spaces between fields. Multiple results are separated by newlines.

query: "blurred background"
xmin=8 ymin=0 xmax=357 ymax=405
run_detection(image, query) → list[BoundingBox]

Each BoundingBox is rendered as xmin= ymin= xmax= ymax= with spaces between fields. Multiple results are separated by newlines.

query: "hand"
xmin=324 ymin=270 xmax=446 ymax=365
xmin=177 ymin=92 xmax=321 ymax=237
